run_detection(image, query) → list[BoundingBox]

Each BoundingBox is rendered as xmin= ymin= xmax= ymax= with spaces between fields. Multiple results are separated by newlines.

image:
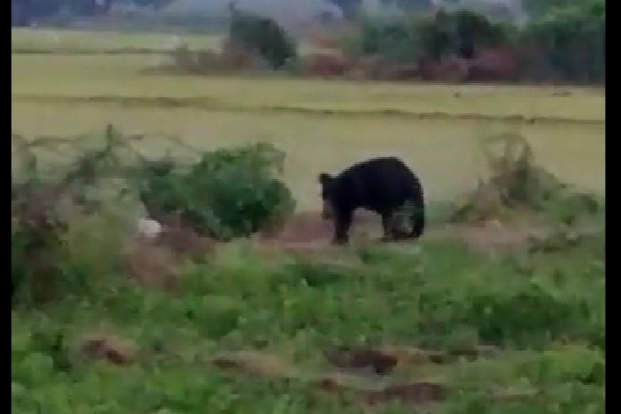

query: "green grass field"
xmin=12 ymin=29 xmax=605 ymax=414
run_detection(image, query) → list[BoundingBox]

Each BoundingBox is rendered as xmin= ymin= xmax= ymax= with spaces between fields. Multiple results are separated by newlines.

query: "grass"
xmin=11 ymin=28 xmax=222 ymax=54
xmin=12 ymin=55 xmax=605 ymax=122
xmin=12 ymin=29 xmax=605 ymax=414
xmin=11 ymin=52 xmax=605 ymax=205
xmin=11 ymin=103 xmax=605 ymax=208
xmin=12 ymin=233 xmax=606 ymax=413
xmin=11 ymin=28 xmax=325 ymax=55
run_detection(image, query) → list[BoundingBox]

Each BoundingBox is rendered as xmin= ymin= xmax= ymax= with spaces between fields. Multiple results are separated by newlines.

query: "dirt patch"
xmin=253 ymin=211 xmax=568 ymax=254
xmin=208 ymin=344 xmax=507 ymax=407
xmin=433 ymin=221 xmax=554 ymax=253
xmin=211 ymin=349 xmax=449 ymax=407
xmin=156 ymin=216 xmax=216 ymax=261
xmin=122 ymin=218 xmax=216 ymax=292
xmin=323 ymin=346 xmax=399 ymax=375
xmin=79 ymin=333 xmax=138 ymax=366
xmin=312 ymin=377 xmax=448 ymax=406
xmin=207 ymin=345 xmax=540 ymax=408
xmin=323 ymin=344 xmax=500 ymax=375
xmin=256 ymin=211 xmax=345 ymax=244
xmin=122 ymin=239 xmax=182 ymax=292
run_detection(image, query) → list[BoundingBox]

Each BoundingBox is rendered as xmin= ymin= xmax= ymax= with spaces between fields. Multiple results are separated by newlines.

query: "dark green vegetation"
xmin=12 ymin=0 xmax=606 ymax=84
xmin=227 ymin=6 xmax=298 ymax=70
xmin=12 ymin=127 xmax=605 ymax=413
xmin=163 ymin=1 xmax=604 ymax=85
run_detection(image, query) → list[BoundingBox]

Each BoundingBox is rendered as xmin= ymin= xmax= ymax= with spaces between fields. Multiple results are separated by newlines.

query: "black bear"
xmin=318 ymin=156 xmax=426 ymax=244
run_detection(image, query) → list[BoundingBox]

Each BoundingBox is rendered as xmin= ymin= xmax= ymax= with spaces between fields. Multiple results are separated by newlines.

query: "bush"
xmin=227 ymin=7 xmax=298 ymax=70
xmin=344 ymin=16 xmax=422 ymax=64
xmin=449 ymin=132 xmax=602 ymax=224
xmin=416 ymin=9 xmax=514 ymax=60
xmin=336 ymin=4 xmax=603 ymax=84
xmin=343 ymin=9 xmax=514 ymax=64
xmin=521 ymin=0 xmax=605 ymax=83
xmin=11 ymin=127 xmax=295 ymax=306
xmin=160 ymin=9 xmax=297 ymax=75
xmin=11 ymin=128 xmax=138 ymax=305
xmin=139 ymin=142 xmax=295 ymax=241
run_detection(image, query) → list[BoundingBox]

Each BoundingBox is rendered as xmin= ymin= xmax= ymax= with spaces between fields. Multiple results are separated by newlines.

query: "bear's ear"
xmin=318 ymin=173 xmax=332 ymax=186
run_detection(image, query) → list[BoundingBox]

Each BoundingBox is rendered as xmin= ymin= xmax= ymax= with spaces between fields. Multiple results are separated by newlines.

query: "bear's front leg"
xmin=332 ymin=210 xmax=353 ymax=245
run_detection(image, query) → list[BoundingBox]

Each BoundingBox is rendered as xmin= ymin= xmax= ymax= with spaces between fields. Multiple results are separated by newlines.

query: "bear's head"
xmin=318 ymin=172 xmax=336 ymax=220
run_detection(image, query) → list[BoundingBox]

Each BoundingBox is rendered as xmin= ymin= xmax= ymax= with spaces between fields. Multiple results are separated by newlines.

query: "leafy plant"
xmin=139 ymin=142 xmax=295 ymax=240
xmin=228 ymin=7 xmax=298 ymax=69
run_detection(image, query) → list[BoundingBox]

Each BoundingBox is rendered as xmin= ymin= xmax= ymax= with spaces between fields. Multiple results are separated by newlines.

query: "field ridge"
xmin=12 ymin=94 xmax=606 ymax=125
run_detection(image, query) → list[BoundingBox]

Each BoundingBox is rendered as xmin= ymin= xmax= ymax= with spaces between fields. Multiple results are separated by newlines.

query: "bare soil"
xmin=206 ymin=343 xmax=505 ymax=407
xmin=253 ymin=211 xmax=560 ymax=254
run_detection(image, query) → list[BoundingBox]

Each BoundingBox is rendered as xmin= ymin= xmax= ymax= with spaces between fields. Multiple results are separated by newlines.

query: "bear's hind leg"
xmin=332 ymin=210 xmax=353 ymax=245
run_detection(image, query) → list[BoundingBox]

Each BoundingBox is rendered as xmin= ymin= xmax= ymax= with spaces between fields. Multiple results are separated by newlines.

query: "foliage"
xmin=11 ymin=123 xmax=605 ymax=412
xmin=344 ymin=16 xmax=421 ymax=63
xmin=450 ymin=132 xmax=603 ymax=223
xmin=342 ymin=8 xmax=514 ymax=64
xmin=417 ymin=9 xmax=514 ymax=59
xmin=11 ymin=127 xmax=143 ymax=305
xmin=522 ymin=0 xmax=604 ymax=19
xmin=11 ymin=126 xmax=295 ymax=305
xmin=227 ymin=8 xmax=298 ymax=70
xmin=164 ymin=9 xmax=299 ymax=74
xmin=521 ymin=0 xmax=605 ymax=83
xmin=12 ymin=224 xmax=605 ymax=412
xmin=337 ymin=4 xmax=603 ymax=84
xmin=139 ymin=142 xmax=296 ymax=240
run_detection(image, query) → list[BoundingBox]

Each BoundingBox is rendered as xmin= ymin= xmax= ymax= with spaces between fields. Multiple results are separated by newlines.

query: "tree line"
xmin=11 ymin=0 xmax=589 ymax=27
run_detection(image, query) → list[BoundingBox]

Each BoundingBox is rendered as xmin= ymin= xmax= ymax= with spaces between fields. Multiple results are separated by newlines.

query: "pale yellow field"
xmin=11 ymin=28 xmax=221 ymax=53
xmin=12 ymin=54 xmax=604 ymax=122
xmin=13 ymin=101 xmax=604 ymax=207
xmin=12 ymin=30 xmax=605 ymax=209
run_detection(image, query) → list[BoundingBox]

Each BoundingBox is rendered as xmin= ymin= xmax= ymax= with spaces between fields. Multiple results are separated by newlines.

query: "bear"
xmin=318 ymin=156 xmax=426 ymax=245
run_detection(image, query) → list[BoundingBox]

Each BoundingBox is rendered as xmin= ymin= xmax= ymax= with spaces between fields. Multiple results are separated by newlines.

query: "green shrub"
xmin=339 ymin=4 xmax=603 ymax=84
xmin=11 ymin=128 xmax=137 ymax=306
xmin=228 ymin=8 xmax=298 ymax=69
xmin=521 ymin=1 xmax=605 ymax=83
xmin=139 ymin=142 xmax=295 ymax=241
xmin=416 ymin=9 xmax=514 ymax=59
xmin=11 ymin=127 xmax=295 ymax=307
xmin=449 ymin=132 xmax=602 ymax=224
xmin=345 ymin=16 xmax=422 ymax=64
xmin=344 ymin=9 xmax=514 ymax=64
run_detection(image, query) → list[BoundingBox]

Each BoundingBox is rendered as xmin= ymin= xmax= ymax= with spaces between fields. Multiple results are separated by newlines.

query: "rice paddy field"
xmin=12 ymin=28 xmax=605 ymax=414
